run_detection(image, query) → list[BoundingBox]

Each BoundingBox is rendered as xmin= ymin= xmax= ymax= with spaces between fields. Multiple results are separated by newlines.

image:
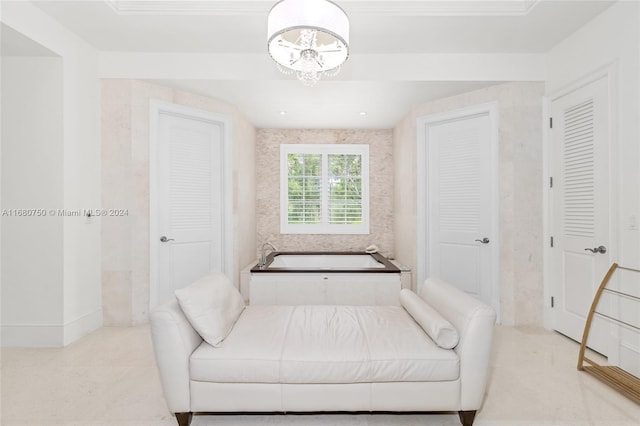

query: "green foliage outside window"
xmin=287 ymin=154 xmax=321 ymax=224
xmin=287 ymin=152 xmax=363 ymax=226
xmin=328 ymin=154 xmax=362 ymax=224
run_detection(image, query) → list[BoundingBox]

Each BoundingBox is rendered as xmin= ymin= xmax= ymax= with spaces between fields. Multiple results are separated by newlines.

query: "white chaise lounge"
xmin=150 ymin=273 xmax=496 ymax=426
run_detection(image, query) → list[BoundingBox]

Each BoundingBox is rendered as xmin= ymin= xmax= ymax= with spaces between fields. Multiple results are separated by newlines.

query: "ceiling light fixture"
xmin=267 ymin=0 xmax=350 ymax=87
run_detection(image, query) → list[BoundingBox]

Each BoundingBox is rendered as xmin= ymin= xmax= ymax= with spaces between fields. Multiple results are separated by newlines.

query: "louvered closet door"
xmin=550 ymin=76 xmax=610 ymax=354
xmin=157 ymin=112 xmax=224 ymax=305
xmin=427 ymin=112 xmax=495 ymax=307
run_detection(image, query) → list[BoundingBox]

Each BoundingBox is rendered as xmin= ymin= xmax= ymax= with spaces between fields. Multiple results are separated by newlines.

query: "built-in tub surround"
xmin=249 ymin=251 xmax=402 ymax=305
xmin=252 ymin=251 xmax=400 ymax=272
xmin=255 ymin=129 xmax=394 ymax=257
xmin=269 ymin=254 xmax=385 ymax=269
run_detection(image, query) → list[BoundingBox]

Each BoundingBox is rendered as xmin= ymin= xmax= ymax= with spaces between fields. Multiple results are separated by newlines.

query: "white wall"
xmin=545 ymin=1 xmax=640 ymax=373
xmin=61 ymin=36 xmax=102 ymax=345
xmin=234 ymin=114 xmax=257 ymax=279
xmin=1 ymin=57 xmax=64 ymax=346
xmin=1 ymin=2 xmax=102 ymax=346
xmin=101 ymin=80 xmax=256 ymax=325
xmin=393 ymin=82 xmax=545 ymax=327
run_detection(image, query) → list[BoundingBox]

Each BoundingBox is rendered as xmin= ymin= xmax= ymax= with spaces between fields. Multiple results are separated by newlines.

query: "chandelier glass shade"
xmin=267 ymin=0 xmax=350 ymax=86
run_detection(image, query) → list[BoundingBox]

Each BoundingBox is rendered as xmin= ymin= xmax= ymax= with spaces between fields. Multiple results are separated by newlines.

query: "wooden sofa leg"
xmin=175 ymin=412 xmax=192 ymax=426
xmin=458 ymin=410 xmax=477 ymax=426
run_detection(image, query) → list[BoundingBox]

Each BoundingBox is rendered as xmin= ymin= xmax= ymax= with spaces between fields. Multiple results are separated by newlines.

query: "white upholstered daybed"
xmin=150 ymin=273 xmax=496 ymax=426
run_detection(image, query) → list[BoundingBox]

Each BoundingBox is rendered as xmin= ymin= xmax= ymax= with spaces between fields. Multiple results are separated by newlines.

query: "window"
xmin=280 ymin=144 xmax=369 ymax=234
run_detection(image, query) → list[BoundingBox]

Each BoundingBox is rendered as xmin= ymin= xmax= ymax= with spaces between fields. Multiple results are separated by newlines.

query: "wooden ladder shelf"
xmin=577 ymin=262 xmax=640 ymax=404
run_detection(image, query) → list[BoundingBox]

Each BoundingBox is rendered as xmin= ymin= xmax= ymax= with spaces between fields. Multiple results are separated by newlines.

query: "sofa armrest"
xmin=419 ymin=278 xmax=496 ymax=411
xmin=150 ymin=299 xmax=203 ymax=413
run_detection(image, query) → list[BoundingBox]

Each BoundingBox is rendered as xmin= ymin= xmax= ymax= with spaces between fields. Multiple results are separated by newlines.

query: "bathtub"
xmin=254 ymin=251 xmax=399 ymax=272
xmin=269 ymin=254 xmax=385 ymax=269
xmin=249 ymin=252 xmax=402 ymax=305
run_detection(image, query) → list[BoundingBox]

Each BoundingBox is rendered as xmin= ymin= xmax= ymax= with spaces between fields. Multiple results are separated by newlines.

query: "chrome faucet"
xmin=258 ymin=242 xmax=277 ymax=268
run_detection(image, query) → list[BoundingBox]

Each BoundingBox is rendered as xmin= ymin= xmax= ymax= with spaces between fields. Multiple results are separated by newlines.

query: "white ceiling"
xmin=14 ymin=0 xmax=617 ymax=128
xmin=31 ymin=1 xmax=615 ymax=54
xmin=1 ymin=23 xmax=59 ymax=56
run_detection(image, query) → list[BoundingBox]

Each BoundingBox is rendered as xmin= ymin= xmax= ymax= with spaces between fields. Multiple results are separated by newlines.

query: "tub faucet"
xmin=259 ymin=242 xmax=277 ymax=268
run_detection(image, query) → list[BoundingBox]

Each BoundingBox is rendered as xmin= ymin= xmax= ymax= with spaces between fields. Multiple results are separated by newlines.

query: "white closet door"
xmin=550 ymin=75 xmax=611 ymax=355
xmin=426 ymin=110 xmax=498 ymax=310
xmin=156 ymin=112 xmax=224 ymax=305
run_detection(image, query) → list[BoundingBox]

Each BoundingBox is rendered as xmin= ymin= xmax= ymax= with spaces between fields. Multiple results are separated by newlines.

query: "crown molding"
xmin=104 ymin=0 xmax=540 ymax=17
xmin=104 ymin=1 xmax=271 ymax=15
xmin=344 ymin=0 xmax=540 ymax=16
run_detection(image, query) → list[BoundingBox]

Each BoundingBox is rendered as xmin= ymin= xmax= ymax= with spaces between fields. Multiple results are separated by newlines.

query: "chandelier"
xmin=267 ymin=0 xmax=350 ymax=87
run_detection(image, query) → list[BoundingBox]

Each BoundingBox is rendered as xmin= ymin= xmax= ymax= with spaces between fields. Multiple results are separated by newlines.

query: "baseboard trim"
xmin=64 ymin=308 xmax=103 ymax=346
xmin=1 ymin=308 xmax=103 ymax=347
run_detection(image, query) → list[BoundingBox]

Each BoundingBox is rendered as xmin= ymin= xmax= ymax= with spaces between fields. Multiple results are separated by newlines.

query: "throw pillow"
xmin=174 ymin=272 xmax=245 ymax=347
xmin=399 ymin=288 xmax=459 ymax=349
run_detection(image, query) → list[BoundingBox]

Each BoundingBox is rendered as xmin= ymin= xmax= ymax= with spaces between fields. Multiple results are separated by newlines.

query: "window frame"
xmin=280 ymin=144 xmax=370 ymax=235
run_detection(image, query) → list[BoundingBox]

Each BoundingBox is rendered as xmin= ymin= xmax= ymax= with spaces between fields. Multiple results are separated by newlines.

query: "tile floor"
xmin=1 ymin=325 xmax=639 ymax=426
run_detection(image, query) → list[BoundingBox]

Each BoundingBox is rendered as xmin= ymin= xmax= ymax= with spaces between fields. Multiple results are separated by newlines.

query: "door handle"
xmin=475 ymin=238 xmax=490 ymax=244
xmin=585 ymin=245 xmax=606 ymax=254
xmin=160 ymin=236 xmax=175 ymax=243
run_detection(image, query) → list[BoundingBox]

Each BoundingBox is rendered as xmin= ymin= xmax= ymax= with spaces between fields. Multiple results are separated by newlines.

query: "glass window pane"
xmin=287 ymin=154 xmax=322 ymax=225
xmin=328 ymin=154 xmax=362 ymax=225
xmin=282 ymin=145 xmax=368 ymax=233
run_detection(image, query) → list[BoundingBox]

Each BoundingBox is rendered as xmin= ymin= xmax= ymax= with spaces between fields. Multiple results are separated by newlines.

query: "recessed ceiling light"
xmin=279 ymin=111 xmax=287 ymax=115
xmin=359 ymin=111 xmax=367 ymax=116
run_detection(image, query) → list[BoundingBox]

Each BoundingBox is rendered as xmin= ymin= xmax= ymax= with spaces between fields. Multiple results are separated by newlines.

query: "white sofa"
xmin=150 ymin=275 xmax=496 ymax=426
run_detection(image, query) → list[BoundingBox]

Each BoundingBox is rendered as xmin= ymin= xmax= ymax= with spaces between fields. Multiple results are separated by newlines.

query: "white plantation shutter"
xmin=286 ymin=153 xmax=322 ymax=225
xmin=328 ymin=154 xmax=363 ymax=224
xmin=280 ymin=144 xmax=369 ymax=234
